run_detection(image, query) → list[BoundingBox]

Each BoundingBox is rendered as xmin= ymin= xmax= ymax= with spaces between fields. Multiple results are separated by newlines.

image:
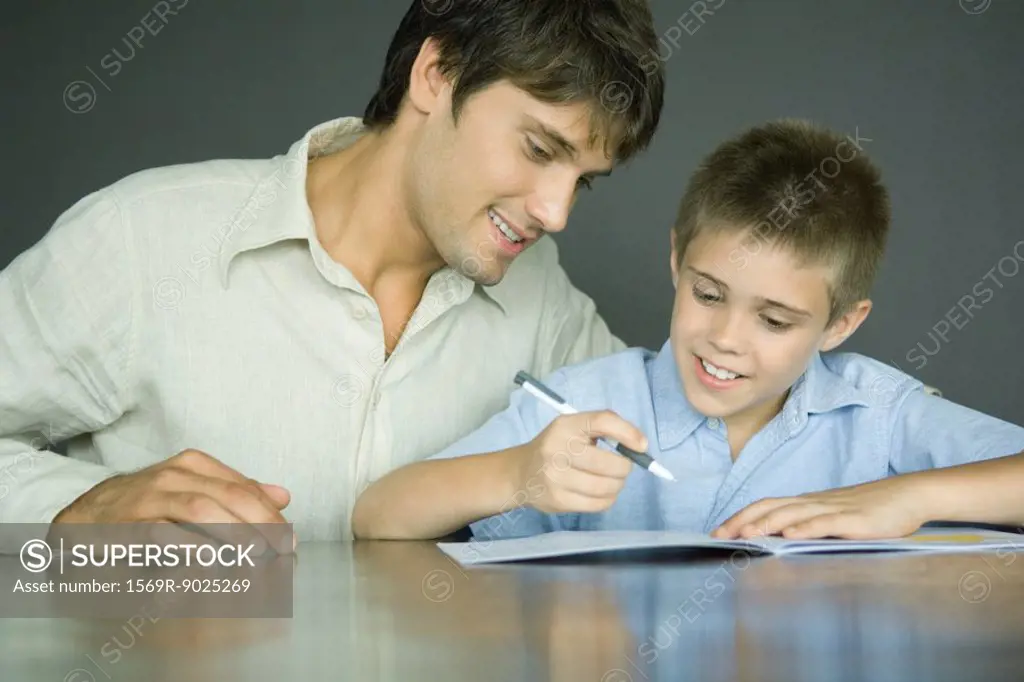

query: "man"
xmin=0 ymin=0 xmax=664 ymax=544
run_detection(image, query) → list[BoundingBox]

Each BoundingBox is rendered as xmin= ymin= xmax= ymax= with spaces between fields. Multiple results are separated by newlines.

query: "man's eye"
xmin=526 ymin=140 xmax=552 ymax=161
xmin=577 ymin=176 xmax=593 ymax=191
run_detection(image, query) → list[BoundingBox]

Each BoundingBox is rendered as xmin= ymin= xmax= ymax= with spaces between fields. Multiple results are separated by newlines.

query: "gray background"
xmin=2 ymin=0 xmax=1021 ymax=423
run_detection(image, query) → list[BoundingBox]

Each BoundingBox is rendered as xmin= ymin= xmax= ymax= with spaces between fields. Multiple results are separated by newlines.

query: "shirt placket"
xmin=350 ymin=271 xmax=472 ymax=495
xmin=689 ymin=421 xmax=734 ymax=528
xmin=704 ymin=410 xmax=802 ymax=530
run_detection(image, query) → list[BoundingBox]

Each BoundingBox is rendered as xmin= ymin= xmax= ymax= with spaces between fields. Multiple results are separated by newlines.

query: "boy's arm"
xmin=889 ymin=388 xmax=1024 ymax=525
xmin=889 ymin=388 xmax=1024 ymax=473
xmin=353 ymin=372 xmax=569 ymax=541
xmin=351 ymin=446 xmax=524 ymax=541
xmin=913 ymin=450 xmax=1024 ymax=527
xmin=714 ymin=388 xmax=1024 ymax=539
xmin=352 ymin=370 xmax=643 ymax=541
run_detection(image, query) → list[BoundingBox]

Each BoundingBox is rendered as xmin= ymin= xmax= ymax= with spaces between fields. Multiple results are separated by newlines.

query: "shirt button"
xmin=352 ymin=305 xmax=368 ymax=321
xmin=707 ymin=418 xmax=719 ymax=430
xmin=372 ymin=392 xmax=382 ymax=407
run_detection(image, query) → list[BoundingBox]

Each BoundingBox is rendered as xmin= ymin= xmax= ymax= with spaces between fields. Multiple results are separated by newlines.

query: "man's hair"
xmin=672 ymin=119 xmax=891 ymax=326
xmin=363 ymin=0 xmax=665 ymax=162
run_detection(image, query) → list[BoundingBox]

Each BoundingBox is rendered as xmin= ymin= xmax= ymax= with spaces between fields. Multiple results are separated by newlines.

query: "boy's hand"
xmin=711 ymin=476 xmax=931 ymax=540
xmin=515 ymin=411 xmax=647 ymax=514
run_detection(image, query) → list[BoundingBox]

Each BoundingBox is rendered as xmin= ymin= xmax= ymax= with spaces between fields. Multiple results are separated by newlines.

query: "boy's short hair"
xmin=363 ymin=0 xmax=665 ymax=163
xmin=672 ymin=119 xmax=891 ymax=326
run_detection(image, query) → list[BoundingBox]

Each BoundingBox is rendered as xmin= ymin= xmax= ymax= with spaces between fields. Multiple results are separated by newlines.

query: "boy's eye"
xmin=761 ymin=316 xmax=793 ymax=332
xmin=577 ymin=176 xmax=593 ymax=191
xmin=692 ymin=283 xmax=721 ymax=305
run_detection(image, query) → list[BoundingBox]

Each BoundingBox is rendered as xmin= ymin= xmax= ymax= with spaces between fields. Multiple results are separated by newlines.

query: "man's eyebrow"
xmin=525 ymin=116 xmax=614 ymax=177
xmin=687 ymin=267 xmax=813 ymax=317
xmin=526 ymin=116 xmax=579 ymax=158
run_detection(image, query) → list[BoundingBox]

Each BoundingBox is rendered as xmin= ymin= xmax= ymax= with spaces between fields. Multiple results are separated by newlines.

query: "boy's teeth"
xmin=489 ymin=209 xmax=523 ymax=243
xmin=702 ymin=359 xmax=739 ymax=380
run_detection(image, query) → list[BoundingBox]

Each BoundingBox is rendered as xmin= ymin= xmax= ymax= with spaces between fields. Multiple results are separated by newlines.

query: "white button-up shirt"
xmin=0 ymin=117 xmax=624 ymax=540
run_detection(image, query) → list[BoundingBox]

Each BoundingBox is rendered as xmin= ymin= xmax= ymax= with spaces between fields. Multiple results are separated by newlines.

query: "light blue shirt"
xmin=430 ymin=341 xmax=1024 ymax=540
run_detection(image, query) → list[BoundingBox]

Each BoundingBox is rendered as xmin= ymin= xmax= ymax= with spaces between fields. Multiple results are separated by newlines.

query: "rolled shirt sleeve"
xmin=889 ymin=388 xmax=1024 ymax=475
xmin=0 ymin=189 xmax=133 ymax=525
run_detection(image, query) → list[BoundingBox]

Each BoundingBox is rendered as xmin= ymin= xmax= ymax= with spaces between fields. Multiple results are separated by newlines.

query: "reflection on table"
xmin=1 ymin=539 xmax=1021 ymax=681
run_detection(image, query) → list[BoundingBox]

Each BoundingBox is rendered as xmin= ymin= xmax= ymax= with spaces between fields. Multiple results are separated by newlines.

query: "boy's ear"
xmin=820 ymin=299 xmax=873 ymax=352
xmin=406 ymin=37 xmax=452 ymax=117
xmin=669 ymin=230 xmax=680 ymax=288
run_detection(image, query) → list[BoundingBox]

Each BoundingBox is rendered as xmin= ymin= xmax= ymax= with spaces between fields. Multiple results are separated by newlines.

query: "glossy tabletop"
xmin=2 ymin=540 xmax=1023 ymax=682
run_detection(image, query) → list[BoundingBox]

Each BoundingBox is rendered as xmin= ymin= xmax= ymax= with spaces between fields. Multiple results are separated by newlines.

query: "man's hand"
xmin=514 ymin=410 xmax=646 ymax=514
xmin=711 ymin=475 xmax=931 ymax=541
xmin=52 ymin=449 xmax=294 ymax=553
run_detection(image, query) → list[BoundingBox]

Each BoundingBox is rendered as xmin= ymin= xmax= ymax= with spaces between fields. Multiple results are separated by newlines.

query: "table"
xmin=2 ymin=540 xmax=1022 ymax=681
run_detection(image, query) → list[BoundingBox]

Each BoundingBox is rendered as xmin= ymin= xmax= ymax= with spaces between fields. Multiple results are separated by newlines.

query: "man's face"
xmin=669 ymin=228 xmax=862 ymax=427
xmin=408 ymin=80 xmax=615 ymax=285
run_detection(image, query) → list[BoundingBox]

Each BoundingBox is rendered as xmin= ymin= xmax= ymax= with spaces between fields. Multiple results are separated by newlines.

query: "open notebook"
xmin=437 ymin=527 xmax=1024 ymax=566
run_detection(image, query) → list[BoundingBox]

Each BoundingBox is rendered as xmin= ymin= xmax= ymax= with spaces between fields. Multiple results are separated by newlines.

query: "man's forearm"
xmin=0 ymin=441 xmax=117 ymax=526
xmin=352 ymin=448 xmax=525 ymax=540
xmin=917 ymin=451 xmax=1024 ymax=527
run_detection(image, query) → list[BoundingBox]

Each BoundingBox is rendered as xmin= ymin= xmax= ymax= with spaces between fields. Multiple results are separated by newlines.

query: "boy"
xmin=352 ymin=120 xmax=1024 ymax=542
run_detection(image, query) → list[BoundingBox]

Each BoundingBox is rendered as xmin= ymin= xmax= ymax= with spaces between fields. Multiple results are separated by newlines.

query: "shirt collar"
xmin=217 ymin=117 xmax=360 ymax=288
xmin=648 ymin=341 xmax=873 ymax=450
xmin=648 ymin=340 xmax=707 ymax=450
xmin=215 ymin=116 xmax=508 ymax=315
xmin=471 ymin=258 xmax=531 ymax=315
xmin=794 ymin=350 xmax=873 ymax=416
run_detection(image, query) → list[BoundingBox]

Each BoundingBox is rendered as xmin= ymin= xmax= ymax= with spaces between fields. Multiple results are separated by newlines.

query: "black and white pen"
xmin=514 ymin=371 xmax=677 ymax=482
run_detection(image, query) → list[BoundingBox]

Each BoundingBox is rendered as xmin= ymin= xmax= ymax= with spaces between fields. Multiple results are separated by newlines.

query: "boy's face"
xmin=405 ymin=41 xmax=615 ymax=285
xmin=669 ymin=228 xmax=870 ymax=427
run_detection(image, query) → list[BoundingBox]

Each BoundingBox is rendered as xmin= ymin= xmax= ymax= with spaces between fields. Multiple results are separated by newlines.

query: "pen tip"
xmin=650 ymin=462 xmax=676 ymax=482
